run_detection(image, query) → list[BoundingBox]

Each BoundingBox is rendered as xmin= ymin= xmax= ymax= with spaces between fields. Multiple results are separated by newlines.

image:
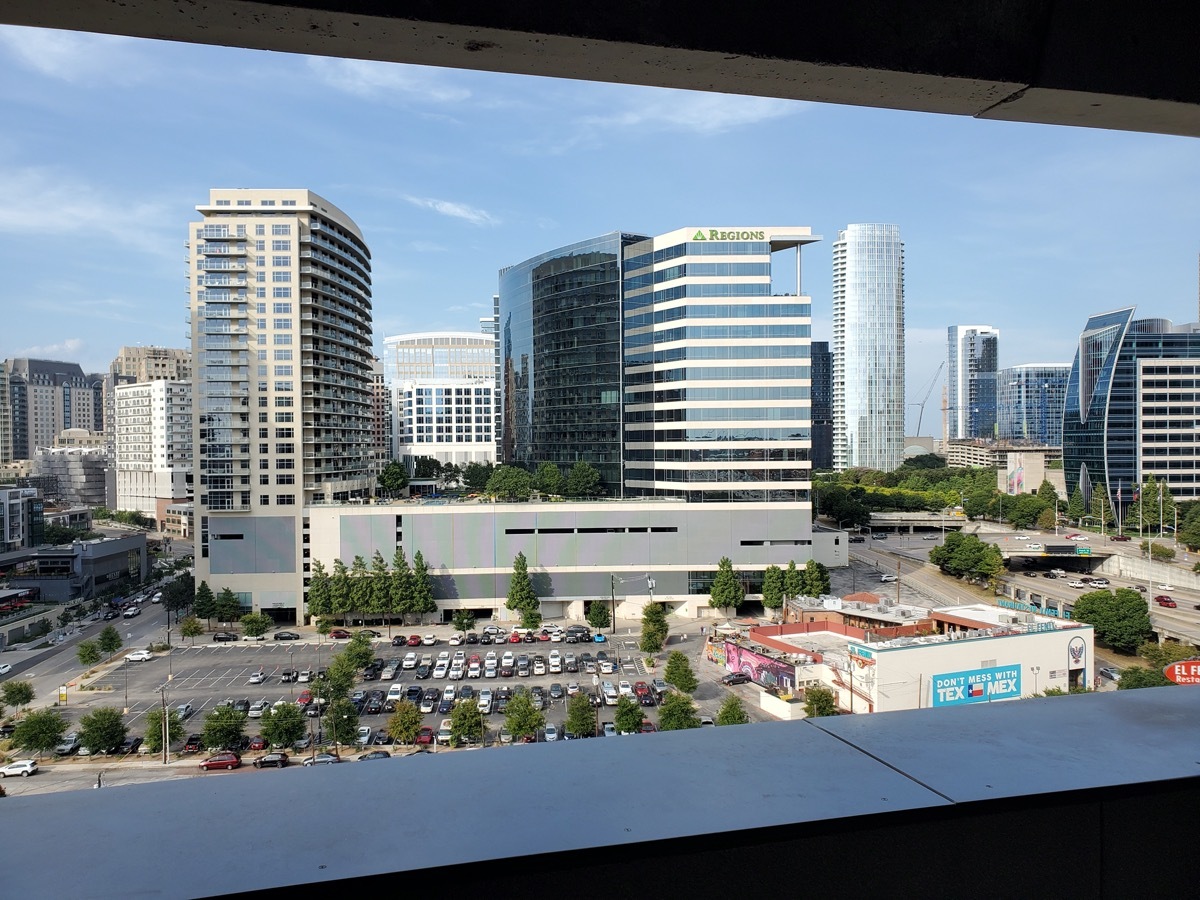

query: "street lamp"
xmin=1030 ymin=666 xmax=1041 ymax=695
xmin=289 ymin=650 xmax=295 ymax=697
xmin=123 ymin=659 xmax=129 ymax=713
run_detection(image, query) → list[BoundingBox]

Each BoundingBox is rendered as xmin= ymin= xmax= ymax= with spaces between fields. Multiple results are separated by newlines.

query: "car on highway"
xmin=1154 ymin=596 xmax=1178 ymax=607
xmin=1012 ymin=534 xmax=1030 ymax=540
xmin=1027 ymin=543 xmax=1045 ymax=551
xmin=122 ymin=606 xmax=141 ymax=618
xmin=848 ymin=535 xmax=865 ymax=543
xmin=273 ymin=631 xmax=300 ymax=641
xmin=303 ymin=753 xmax=340 ymax=766
xmin=1111 ymin=535 xmax=1131 ymax=542
xmin=1067 ymin=580 xmax=1087 ymax=589
xmin=252 ymin=752 xmax=289 ymax=768
xmin=102 ymin=611 xmax=119 ymax=620
xmin=212 ymin=632 xmax=238 ymax=642
xmin=199 ymin=752 xmax=241 ymax=771
xmin=0 ymin=759 xmax=38 ymax=778
xmin=125 ymin=649 xmax=153 ymax=662
xmin=722 ymin=672 xmax=752 ymax=685
xmin=922 ymin=534 xmax=940 ymax=540
xmin=1089 ymin=578 xmax=1109 ymax=587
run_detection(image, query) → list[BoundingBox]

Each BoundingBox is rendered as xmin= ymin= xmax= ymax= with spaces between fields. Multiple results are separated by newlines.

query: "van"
xmin=437 ymin=718 xmax=453 ymax=745
xmin=386 ymin=684 xmax=405 ymax=702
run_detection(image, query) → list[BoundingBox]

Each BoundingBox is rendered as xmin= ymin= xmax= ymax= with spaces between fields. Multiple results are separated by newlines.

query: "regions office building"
xmin=194 ymin=209 xmax=842 ymax=624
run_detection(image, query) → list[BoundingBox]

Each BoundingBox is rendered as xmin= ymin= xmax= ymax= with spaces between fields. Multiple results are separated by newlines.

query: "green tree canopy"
xmin=709 ymin=556 xmax=744 ymax=610
xmin=1036 ymin=480 xmax=1060 ymax=503
xmin=306 ymin=560 xmax=332 ymax=620
xmin=1066 ymin=485 xmax=1086 ymax=524
xmin=323 ymin=697 xmax=359 ymax=752
xmin=13 ymin=709 xmax=67 ymax=757
xmin=451 ymin=609 xmax=477 ymax=634
xmin=564 ymin=461 xmax=603 ymax=498
xmin=348 ymin=555 xmax=372 ymax=621
xmin=341 ymin=633 xmax=376 ymax=671
xmin=1116 ymin=666 xmax=1174 ymax=690
xmin=411 ymin=551 xmax=438 ymax=622
xmin=504 ymin=690 xmax=545 ymax=740
xmin=566 ymin=692 xmax=595 ymax=737
xmin=783 ymin=560 xmax=803 ymax=602
xmin=389 ymin=547 xmax=413 ymax=626
xmin=614 ymin=695 xmax=643 ymax=734
xmin=462 ymin=461 xmax=494 ymax=492
xmin=1 ymin=681 xmax=35 ymax=715
xmin=194 ymin=580 xmax=217 ymax=624
xmin=716 ymin=694 xmax=750 ymax=725
xmin=761 ymin=564 xmax=784 ymax=612
xmin=664 ymin=650 xmax=698 ymax=694
xmin=76 ymin=640 xmax=102 ymax=668
xmin=330 ymin=558 xmax=352 ymax=625
xmin=486 ymin=465 xmax=533 ymax=501
xmin=657 ymin=691 xmax=701 ymax=731
xmin=78 ymin=706 xmax=127 ymax=756
xmin=804 ymin=685 xmax=839 ymax=717
xmin=449 ymin=700 xmax=484 ymax=747
xmin=1072 ymin=588 xmax=1153 ymax=654
xmin=586 ymin=599 xmax=611 ymax=630
xmin=413 ymin=457 xmax=442 ymax=480
xmin=639 ymin=602 xmax=668 ymax=654
xmin=377 ymin=460 xmax=410 ymax=497
xmin=802 ymin=560 xmax=832 ymax=597
xmin=505 ymin=551 xmax=541 ymax=629
xmin=369 ymin=550 xmax=393 ymax=627
xmin=240 ymin=611 xmax=273 ymax=638
xmin=532 ymin=462 xmax=563 ymax=496
xmin=97 ymin=625 xmax=123 ymax=659
xmin=215 ymin=587 xmax=242 ymax=623
xmin=143 ymin=706 xmax=184 ymax=754
xmin=202 ymin=706 xmax=248 ymax=752
xmin=1138 ymin=639 xmax=1200 ymax=669
xmin=260 ymin=702 xmax=307 ymax=749
xmin=180 ymin=616 xmax=204 ymax=646
xmin=928 ymin=532 xmax=1004 ymax=581
xmin=386 ymin=701 xmax=423 ymax=744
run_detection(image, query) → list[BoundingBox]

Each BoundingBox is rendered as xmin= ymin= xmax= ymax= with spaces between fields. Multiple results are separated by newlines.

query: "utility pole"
xmin=160 ymin=687 xmax=169 ymax=765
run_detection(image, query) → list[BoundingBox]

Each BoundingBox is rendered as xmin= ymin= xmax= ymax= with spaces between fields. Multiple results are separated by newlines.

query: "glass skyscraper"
xmin=832 ymin=224 xmax=905 ymax=471
xmin=810 ymin=341 xmax=833 ymax=470
xmin=997 ymin=363 xmax=1070 ymax=444
xmin=947 ymin=325 xmax=1000 ymax=440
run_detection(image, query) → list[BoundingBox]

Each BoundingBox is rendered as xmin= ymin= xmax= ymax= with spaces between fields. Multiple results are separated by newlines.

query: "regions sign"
xmin=1163 ymin=659 xmax=1200 ymax=684
xmin=932 ymin=665 xmax=1022 ymax=707
xmin=692 ymin=229 xmax=767 ymax=242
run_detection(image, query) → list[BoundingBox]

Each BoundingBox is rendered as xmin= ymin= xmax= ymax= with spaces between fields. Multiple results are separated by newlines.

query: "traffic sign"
xmin=1163 ymin=660 xmax=1200 ymax=684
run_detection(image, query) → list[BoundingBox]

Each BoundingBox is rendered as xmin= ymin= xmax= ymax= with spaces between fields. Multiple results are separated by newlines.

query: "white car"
xmin=448 ymin=664 xmax=465 ymax=681
xmin=387 ymin=684 xmax=405 ymax=701
xmin=485 ymin=650 xmax=498 ymax=662
xmin=242 ymin=633 xmax=265 ymax=641
xmin=501 ymin=652 xmax=515 ymax=668
xmin=125 ymin=650 xmax=153 ymax=662
xmin=422 ymin=634 xmax=437 ymax=646
xmin=0 ymin=759 xmax=38 ymax=778
xmin=1089 ymin=579 xmax=1109 ymax=587
xmin=532 ymin=658 xmax=547 ymax=676
xmin=248 ymin=700 xmax=270 ymax=718
xmin=449 ymin=633 xmax=465 ymax=646
xmin=544 ymin=723 xmax=558 ymax=742
xmin=566 ymin=682 xmax=580 ymax=695
xmin=402 ymin=652 xmax=418 ymax=670
xmin=437 ymin=650 xmax=451 ymax=664
xmin=880 ymin=574 xmax=898 ymax=583
xmin=618 ymin=680 xmax=634 ymax=697
xmin=433 ymin=662 xmax=449 ymax=679
xmin=0 ymin=663 xmax=10 ymax=676
xmin=1012 ymin=535 xmax=1030 ymax=541
xmin=1027 ymin=543 xmax=1045 ymax=551
xmin=442 ymin=685 xmax=457 ymax=703
xmin=452 ymin=649 xmax=466 ymax=665
xmin=122 ymin=607 xmax=141 ymax=618
xmin=355 ymin=726 xmax=373 ymax=747
xmin=248 ymin=670 xmax=266 ymax=684
xmin=297 ymin=669 xmax=313 ymax=682
xmin=550 ymin=632 xmax=564 ymax=642
xmin=151 ymin=593 xmax=163 ymax=603
xmin=1067 ymin=580 xmax=1086 ymax=588
xmin=484 ymin=662 xmax=498 ymax=678
xmin=477 ymin=689 xmax=493 ymax=713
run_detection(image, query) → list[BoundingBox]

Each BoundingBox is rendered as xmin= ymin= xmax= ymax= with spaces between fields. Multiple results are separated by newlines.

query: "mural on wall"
xmin=722 ymin=641 xmax=797 ymax=692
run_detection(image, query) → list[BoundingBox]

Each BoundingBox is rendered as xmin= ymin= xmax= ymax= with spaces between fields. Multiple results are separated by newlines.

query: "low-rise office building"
xmin=0 ymin=533 xmax=149 ymax=604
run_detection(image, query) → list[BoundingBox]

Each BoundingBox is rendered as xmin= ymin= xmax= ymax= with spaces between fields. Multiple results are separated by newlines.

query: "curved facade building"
xmin=499 ymin=233 xmax=645 ymax=493
xmin=832 ymin=224 xmax=905 ymax=472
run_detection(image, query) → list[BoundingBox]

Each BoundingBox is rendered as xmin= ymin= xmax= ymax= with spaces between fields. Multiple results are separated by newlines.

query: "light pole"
xmin=123 ymin=659 xmax=129 ymax=714
xmin=289 ymin=650 xmax=295 ymax=697
xmin=1030 ymin=666 xmax=1041 ymax=695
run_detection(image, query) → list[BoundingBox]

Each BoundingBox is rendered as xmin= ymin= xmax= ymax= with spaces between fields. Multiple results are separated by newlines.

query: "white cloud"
xmin=578 ymin=87 xmax=801 ymax=136
xmin=0 ymin=26 xmax=144 ymax=84
xmin=0 ymin=165 xmax=171 ymax=244
xmin=408 ymin=240 xmax=449 ymax=253
xmin=14 ymin=337 xmax=85 ymax=359
xmin=306 ymin=57 xmax=471 ymax=103
xmin=404 ymin=195 xmax=498 ymax=226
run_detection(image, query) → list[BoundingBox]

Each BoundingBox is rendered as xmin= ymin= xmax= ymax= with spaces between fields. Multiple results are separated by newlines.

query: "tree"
xmin=1036 ymin=507 xmax=1057 ymax=530
xmin=504 ymin=690 xmax=544 ymax=741
xmin=485 ymin=464 xmax=532 ymax=501
xmin=389 ymin=547 xmax=413 ymax=627
xmin=804 ymin=685 xmax=839 ymax=717
xmin=1007 ymin=493 xmax=1049 ymax=529
xmin=1036 ymin=480 xmax=1060 ymax=504
xmin=640 ymin=602 xmax=668 ymax=654
xmin=180 ymin=616 xmax=204 ymax=646
xmin=97 ymin=625 xmax=123 ymax=660
xmin=564 ymin=461 xmax=603 ymax=498
xmin=306 ymin=560 xmax=332 ymax=622
xmin=1180 ymin=503 xmax=1200 ymax=551
xmin=329 ymin=558 xmax=353 ymax=626
xmin=1091 ymin=482 xmax=1114 ymax=529
xmin=57 ymin=608 xmax=72 ymax=629
xmin=341 ymin=632 xmax=376 ymax=671
xmin=1066 ymin=485 xmax=1086 ymax=524
xmin=348 ymin=554 xmax=372 ymax=623
xmin=411 ymin=551 xmax=438 ymax=623
xmin=324 ymin=697 xmax=359 ymax=753
xmin=614 ymin=695 xmax=643 ymax=734
xmin=142 ymin=706 xmax=184 ymax=754
xmin=801 ymin=560 xmax=831 ymax=597
xmin=369 ymin=550 xmax=392 ymax=629
xmin=1140 ymin=540 xmax=1176 ymax=561
xmin=202 ymin=706 xmax=248 ymax=752
xmin=657 ymin=691 xmax=701 ymax=731
xmin=716 ymin=694 xmax=750 ymax=725
xmin=1072 ymin=589 xmax=1153 ymax=654
xmin=928 ymin=532 xmax=1004 ymax=581
xmin=12 ymin=708 xmax=68 ymax=758
xmin=413 ymin=456 xmax=442 ymax=480
xmin=664 ymin=650 xmax=698 ymax=694
xmin=761 ymin=564 xmax=784 ymax=615
xmin=215 ymin=587 xmax=242 ymax=624
xmin=76 ymin=640 xmax=102 ymax=668
xmin=1 ymin=681 xmax=35 ymax=715
xmin=462 ymin=461 xmax=494 ymax=492
xmin=450 ymin=700 xmax=484 ymax=747
xmin=1117 ymin=666 xmax=1174 ymax=690
xmin=586 ymin=599 xmax=611 ymax=631
xmin=566 ymin=692 xmax=595 ymax=738
xmin=439 ymin=463 xmax=463 ymax=490
xmin=506 ymin=551 xmax=541 ymax=629
xmin=386 ymin=701 xmax=423 ymax=744
xmin=532 ymin=461 xmax=563 ymax=496
xmin=377 ymin=460 xmax=409 ymax=498
xmin=1138 ymin=639 xmax=1200 ymax=669
xmin=783 ymin=560 xmax=803 ymax=602
xmin=708 ymin=556 xmax=744 ymax=610
xmin=451 ymin=609 xmax=476 ymax=634
xmin=78 ymin=707 xmax=127 ymax=756
xmin=162 ymin=575 xmax=193 ymax=622
xmin=193 ymin=580 xmax=217 ymax=625
xmin=240 ymin=611 xmax=272 ymax=638
xmin=260 ymin=702 xmax=306 ymax=749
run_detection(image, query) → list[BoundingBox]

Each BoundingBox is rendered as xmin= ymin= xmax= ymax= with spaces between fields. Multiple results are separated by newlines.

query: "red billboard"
xmin=1163 ymin=660 xmax=1200 ymax=685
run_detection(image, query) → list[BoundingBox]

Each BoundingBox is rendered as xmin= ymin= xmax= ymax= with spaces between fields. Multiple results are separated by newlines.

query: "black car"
xmin=364 ymin=700 xmax=383 ymax=715
xmin=459 ymin=685 xmax=475 ymax=702
xmin=233 ymin=699 xmax=252 ymax=713
xmin=405 ymin=685 xmax=423 ymax=703
xmin=465 ymin=632 xmax=479 ymax=644
xmin=358 ymin=630 xmax=382 ymax=638
xmin=358 ymin=750 xmax=391 ymax=761
xmin=548 ymin=683 xmax=564 ymax=700
xmin=183 ymin=734 xmax=204 ymax=752
xmin=391 ymin=636 xmax=407 ymax=647
xmin=1042 ymin=572 xmax=1058 ymax=579
xmin=117 ymin=736 xmax=143 ymax=755
xmin=273 ymin=631 xmax=300 ymax=641
xmin=479 ymin=633 xmax=492 ymax=645
xmin=414 ymin=664 xmax=432 ymax=680
xmin=305 ymin=704 xmax=322 ymax=717
xmin=253 ymin=752 xmax=289 ymax=769
xmin=361 ymin=667 xmax=378 ymax=681
xmin=722 ymin=672 xmax=752 ymax=685
xmin=523 ymin=632 xmax=537 ymax=643
xmin=372 ymin=731 xmax=393 ymax=746
xmin=639 ymin=691 xmax=657 ymax=707
xmin=280 ymin=669 xmax=299 ymax=683
xmin=849 ymin=535 xmax=866 ymax=543
xmin=438 ymin=695 xmax=454 ymax=715
xmin=212 ymin=632 xmax=239 ymax=642
xmin=103 ymin=610 xmax=119 ymax=620
xmin=500 ymin=664 xmax=515 ymax=678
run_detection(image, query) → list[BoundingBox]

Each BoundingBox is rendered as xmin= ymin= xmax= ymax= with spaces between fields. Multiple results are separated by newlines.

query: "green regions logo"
xmin=692 ymin=229 xmax=766 ymax=241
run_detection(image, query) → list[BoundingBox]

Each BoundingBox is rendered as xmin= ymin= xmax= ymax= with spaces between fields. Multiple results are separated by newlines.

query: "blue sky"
xmin=3 ymin=25 xmax=1200 ymax=436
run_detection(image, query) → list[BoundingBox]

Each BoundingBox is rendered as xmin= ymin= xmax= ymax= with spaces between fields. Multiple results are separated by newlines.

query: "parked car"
xmin=212 ymin=632 xmax=238 ymax=642
xmin=176 ymin=703 xmax=195 ymax=720
xmin=722 ymin=672 xmax=752 ymax=685
xmin=252 ymin=752 xmax=289 ymax=768
xmin=416 ymin=726 xmax=434 ymax=745
xmin=422 ymin=634 xmax=437 ymax=645
xmin=248 ymin=700 xmax=271 ymax=718
xmin=355 ymin=726 xmax=373 ymax=747
xmin=184 ymin=734 xmax=205 ymax=753
xmin=55 ymin=733 xmax=80 ymax=756
xmin=879 ymin=574 xmax=898 ymax=583
xmin=1099 ymin=666 xmax=1123 ymax=682
xmin=273 ymin=631 xmax=300 ymax=641
xmin=125 ymin=649 xmax=153 ymax=662
xmin=329 ymin=629 xmax=352 ymax=640
xmin=199 ymin=752 xmax=241 ymax=771
xmin=248 ymin=670 xmax=267 ymax=684
xmin=279 ymin=670 xmax=299 ymax=683
xmin=303 ymin=753 xmax=340 ymax=766
xmin=358 ymin=750 xmax=391 ymax=761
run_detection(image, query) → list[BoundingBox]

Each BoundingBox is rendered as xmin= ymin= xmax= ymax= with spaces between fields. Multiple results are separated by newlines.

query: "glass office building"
xmin=997 ymin=363 xmax=1070 ymax=444
xmin=947 ymin=325 xmax=1000 ymax=439
xmin=810 ymin=341 xmax=833 ymax=470
xmin=1063 ymin=307 xmax=1200 ymax=513
xmin=832 ymin=224 xmax=905 ymax=471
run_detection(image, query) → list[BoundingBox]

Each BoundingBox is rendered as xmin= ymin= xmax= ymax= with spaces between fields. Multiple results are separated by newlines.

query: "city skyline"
xmin=4 ymin=26 xmax=1200 ymax=436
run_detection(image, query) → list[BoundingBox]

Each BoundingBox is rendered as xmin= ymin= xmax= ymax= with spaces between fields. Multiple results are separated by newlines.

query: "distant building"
xmin=945 ymin=440 xmax=1061 ymax=469
xmin=3 ymin=359 xmax=103 ymax=461
xmin=832 ymin=224 xmax=905 ymax=472
xmin=997 ymin=451 xmax=1066 ymax=499
xmin=105 ymin=346 xmax=191 ymax=462
xmin=810 ymin=341 xmax=833 ymax=470
xmin=997 ymin=364 xmax=1070 ymax=444
xmin=0 ymin=487 xmax=43 ymax=553
xmin=114 ymin=380 xmax=193 ymax=526
xmin=947 ymin=325 xmax=1000 ymax=439
xmin=31 ymin=446 xmax=111 ymax=509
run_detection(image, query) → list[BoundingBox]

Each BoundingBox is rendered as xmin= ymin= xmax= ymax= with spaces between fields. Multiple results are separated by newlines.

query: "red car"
xmin=633 ymin=681 xmax=650 ymax=698
xmin=329 ymin=629 xmax=352 ymax=640
xmin=199 ymin=752 xmax=241 ymax=771
xmin=406 ymin=635 xmax=422 ymax=646
xmin=508 ymin=632 xmax=523 ymax=643
xmin=297 ymin=690 xmax=313 ymax=706
xmin=248 ymin=735 xmax=268 ymax=751
xmin=1111 ymin=535 xmax=1131 ymax=542
xmin=536 ymin=632 xmax=551 ymax=641
xmin=416 ymin=726 xmax=434 ymax=745
xmin=639 ymin=721 xmax=657 ymax=733
xmin=1154 ymin=596 xmax=1177 ymax=607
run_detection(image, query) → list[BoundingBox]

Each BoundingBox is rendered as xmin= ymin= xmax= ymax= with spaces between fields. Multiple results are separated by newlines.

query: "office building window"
xmin=271 ymin=224 xmax=290 ymax=235
xmin=272 ymin=287 xmax=292 ymax=298
xmin=276 ymin=494 xmax=296 ymax=505
xmin=273 ymin=319 xmax=292 ymax=330
xmin=273 ymin=350 xmax=292 ymax=361
xmin=271 ymin=256 xmax=291 ymax=267
xmin=274 ymin=365 xmax=293 ymax=376
xmin=272 ymin=240 xmax=291 ymax=251
xmin=259 ymin=495 xmax=270 ymax=505
xmin=276 ymin=474 xmax=295 ymax=485
xmin=272 ymin=303 xmax=292 ymax=315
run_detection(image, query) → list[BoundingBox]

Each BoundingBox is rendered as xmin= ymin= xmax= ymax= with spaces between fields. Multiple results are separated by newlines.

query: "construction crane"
xmin=909 ymin=361 xmax=945 ymax=436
